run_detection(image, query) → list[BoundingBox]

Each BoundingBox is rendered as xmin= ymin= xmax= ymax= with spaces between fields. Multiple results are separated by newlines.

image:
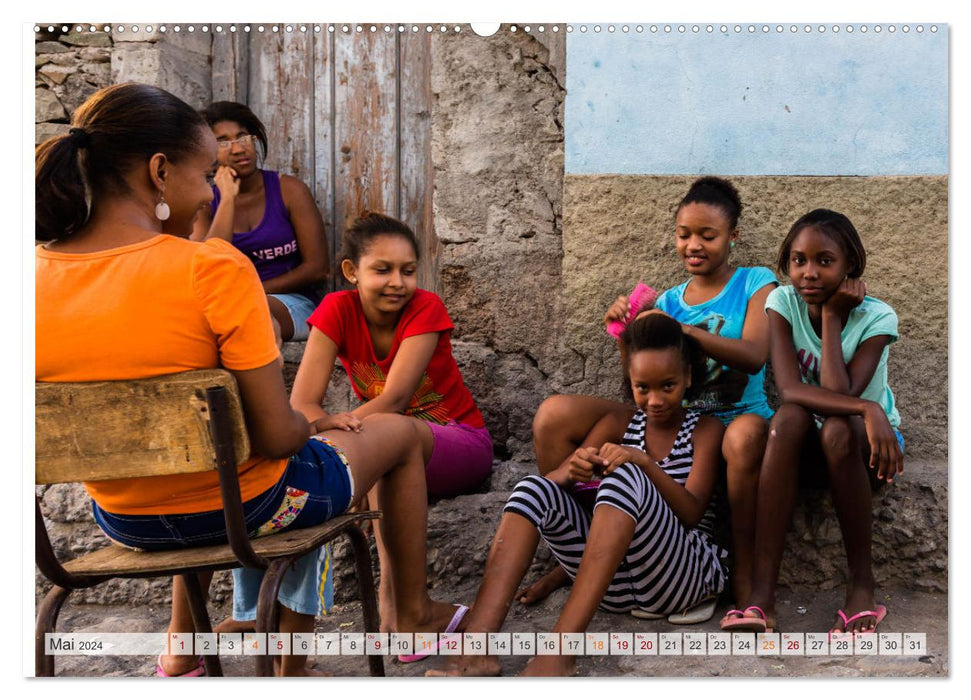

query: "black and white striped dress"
xmin=504 ymin=410 xmax=728 ymax=614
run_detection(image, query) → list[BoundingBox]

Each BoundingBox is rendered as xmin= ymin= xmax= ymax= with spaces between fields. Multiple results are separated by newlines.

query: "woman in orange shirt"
xmin=35 ymin=83 xmax=464 ymax=677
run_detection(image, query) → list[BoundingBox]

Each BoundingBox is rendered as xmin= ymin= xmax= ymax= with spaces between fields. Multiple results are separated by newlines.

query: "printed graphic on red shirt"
xmin=350 ymin=361 xmax=450 ymax=424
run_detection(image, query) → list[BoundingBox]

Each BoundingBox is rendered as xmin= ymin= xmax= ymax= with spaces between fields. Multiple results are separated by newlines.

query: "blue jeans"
xmin=92 ymin=436 xmax=354 ymax=616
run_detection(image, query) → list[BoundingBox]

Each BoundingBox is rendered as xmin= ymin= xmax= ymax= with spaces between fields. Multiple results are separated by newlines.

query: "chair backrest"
xmin=35 ymin=369 xmax=250 ymax=485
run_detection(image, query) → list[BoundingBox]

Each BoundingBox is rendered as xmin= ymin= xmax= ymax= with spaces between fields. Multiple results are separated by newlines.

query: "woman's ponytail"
xmin=35 ymin=133 xmax=90 ymax=242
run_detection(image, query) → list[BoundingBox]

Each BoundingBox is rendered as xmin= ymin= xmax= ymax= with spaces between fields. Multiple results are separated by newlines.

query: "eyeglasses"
xmin=216 ymin=134 xmax=257 ymax=150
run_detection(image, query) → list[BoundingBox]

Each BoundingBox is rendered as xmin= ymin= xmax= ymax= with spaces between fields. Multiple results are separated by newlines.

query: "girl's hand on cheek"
xmin=824 ymin=278 xmax=866 ymax=316
xmin=213 ymin=165 xmax=240 ymax=199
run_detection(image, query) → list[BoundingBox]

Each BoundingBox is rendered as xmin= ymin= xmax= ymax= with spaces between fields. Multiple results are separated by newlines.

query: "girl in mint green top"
xmin=764 ymin=285 xmax=900 ymax=428
xmin=725 ymin=208 xmax=903 ymax=638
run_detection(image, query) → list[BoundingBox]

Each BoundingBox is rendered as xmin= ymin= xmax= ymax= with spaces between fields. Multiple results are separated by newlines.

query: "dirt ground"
xmin=40 ymin=584 xmax=946 ymax=679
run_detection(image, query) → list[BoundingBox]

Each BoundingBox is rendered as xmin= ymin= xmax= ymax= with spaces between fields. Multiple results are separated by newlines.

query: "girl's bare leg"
xmin=266 ymin=296 xmax=294 ymax=344
xmin=820 ymin=416 xmax=880 ymax=633
xmin=426 ymin=512 xmax=542 ymax=676
xmin=722 ymin=413 xmax=769 ymax=606
xmin=158 ymin=573 xmax=214 ymax=675
xmin=532 ymin=395 xmax=632 ymax=476
xmin=520 ymin=504 xmax=634 ymax=677
xmin=369 ymin=417 xmax=435 ymax=633
xmin=322 ymin=416 xmax=457 ymax=634
xmin=275 ymin=606 xmax=331 ymax=676
xmin=743 ymin=404 xmax=813 ymax=629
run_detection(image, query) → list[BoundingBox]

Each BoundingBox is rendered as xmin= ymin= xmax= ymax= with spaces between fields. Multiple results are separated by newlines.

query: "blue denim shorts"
xmin=92 ymin=436 xmax=354 ymax=551
xmin=269 ymin=293 xmax=318 ymax=342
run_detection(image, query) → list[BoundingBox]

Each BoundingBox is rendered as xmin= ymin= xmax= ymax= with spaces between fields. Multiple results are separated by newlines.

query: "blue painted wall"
xmin=565 ymin=27 xmax=948 ymax=176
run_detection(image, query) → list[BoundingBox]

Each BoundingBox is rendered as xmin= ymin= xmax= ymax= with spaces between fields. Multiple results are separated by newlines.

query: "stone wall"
xmin=35 ymin=27 xmax=112 ymax=144
xmin=35 ymin=25 xmax=213 ymax=147
xmin=430 ymin=28 xmax=568 ymax=461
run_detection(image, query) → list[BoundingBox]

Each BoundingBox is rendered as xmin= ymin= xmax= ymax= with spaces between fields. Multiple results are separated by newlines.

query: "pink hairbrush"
xmin=607 ymin=283 xmax=658 ymax=338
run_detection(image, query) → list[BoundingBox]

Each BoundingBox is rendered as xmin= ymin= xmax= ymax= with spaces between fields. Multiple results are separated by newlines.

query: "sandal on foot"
xmin=397 ymin=604 xmax=469 ymax=663
xmin=630 ymin=608 xmax=666 ymax=620
xmin=719 ymin=605 xmax=772 ymax=633
xmin=719 ymin=608 xmax=745 ymax=630
xmin=830 ymin=609 xmax=849 ymax=635
xmin=156 ymin=655 xmax=206 ymax=677
xmin=668 ymin=596 xmax=717 ymax=625
xmin=844 ymin=605 xmax=887 ymax=634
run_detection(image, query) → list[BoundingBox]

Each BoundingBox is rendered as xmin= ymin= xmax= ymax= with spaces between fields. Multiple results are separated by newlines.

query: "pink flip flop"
xmin=397 ymin=604 xmax=469 ymax=663
xmin=831 ymin=609 xmax=850 ymax=634
xmin=843 ymin=605 xmax=887 ymax=634
xmin=719 ymin=608 xmax=746 ymax=629
xmin=719 ymin=605 xmax=773 ymax=633
xmin=156 ymin=654 xmax=206 ymax=677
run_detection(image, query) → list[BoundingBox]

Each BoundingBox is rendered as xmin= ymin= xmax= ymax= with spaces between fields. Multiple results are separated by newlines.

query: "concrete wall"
xmin=565 ymin=27 xmax=948 ymax=176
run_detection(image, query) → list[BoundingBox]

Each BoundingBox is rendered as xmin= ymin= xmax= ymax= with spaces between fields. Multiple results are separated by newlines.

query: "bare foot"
xmin=425 ymin=655 xmax=501 ymax=677
xmin=399 ymin=600 xmax=468 ymax=635
xmin=157 ymin=654 xmax=203 ymax=676
xmin=515 ymin=566 xmax=570 ymax=605
xmin=519 ymin=654 xmax=576 ymax=677
xmin=213 ymin=617 xmax=255 ymax=634
xmin=379 ymin=579 xmax=396 ymax=634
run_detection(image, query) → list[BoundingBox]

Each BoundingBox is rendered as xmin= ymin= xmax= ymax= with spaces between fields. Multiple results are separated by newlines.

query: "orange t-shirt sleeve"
xmin=191 ymin=239 xmax=281 ymax=371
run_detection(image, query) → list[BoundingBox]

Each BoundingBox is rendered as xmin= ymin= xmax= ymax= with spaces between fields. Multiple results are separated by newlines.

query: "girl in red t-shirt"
xmin=292 ymin=212 xmax=493 ymax=497
xmin=291 ymin=212 xmax=492 ymax=639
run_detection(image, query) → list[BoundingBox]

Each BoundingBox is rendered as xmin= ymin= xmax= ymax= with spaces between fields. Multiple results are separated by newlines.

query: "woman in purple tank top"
xmin=191 ymin=102 xmax=329 ymax=343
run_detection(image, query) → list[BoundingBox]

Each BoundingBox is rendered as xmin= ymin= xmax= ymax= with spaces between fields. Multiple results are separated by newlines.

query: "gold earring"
xmin=350 ymin=277 xmax=357 ymax=284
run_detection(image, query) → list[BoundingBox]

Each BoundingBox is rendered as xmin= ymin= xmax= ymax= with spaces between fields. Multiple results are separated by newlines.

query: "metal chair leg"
xmin=346 ymin=524 xmax=384 ymax=677
xmin=35 ymin=585 xmax=71 ymax=677
xmin=181 ymin=572 xmax=224 ymax=678
xmin=254 ymin=559 xmax=291 ymax=677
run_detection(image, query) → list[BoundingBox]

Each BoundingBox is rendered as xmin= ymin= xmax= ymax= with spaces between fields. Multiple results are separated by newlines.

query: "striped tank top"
xmin=620 ymin=409 xmax=717 ymax=537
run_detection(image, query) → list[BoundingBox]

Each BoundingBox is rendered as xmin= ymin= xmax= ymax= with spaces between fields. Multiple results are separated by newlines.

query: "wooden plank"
xmin=399 ymin=32 xmax=438 ymax=294
xmin=247 ymin=28 xmax=315 ymax=185
xmin=334 ymin=29 xmax=399 ymax=235
xmin=245 ymin=28 xmax=284 ymax=168
xmin=210 ymin=29 xmax=249 ymax=103
xmin=35 ymin=370 xmax=249 ymax=485
xmin=63 ymin=512 xmax=380 ymax=577
xmin=313 ymin=28 xmax=339 ymax=287
xmin=280 ymin=27 xmax=316 ymax=184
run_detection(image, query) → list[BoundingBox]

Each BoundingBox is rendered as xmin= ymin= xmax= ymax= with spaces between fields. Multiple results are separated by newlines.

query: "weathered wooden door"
xmin=211 ymin=28 xmax=437 ymax=293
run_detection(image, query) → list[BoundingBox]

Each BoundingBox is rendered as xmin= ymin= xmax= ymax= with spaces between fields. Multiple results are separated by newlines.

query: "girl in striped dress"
xmin=427 ymin=313 xmax=727 ymax=677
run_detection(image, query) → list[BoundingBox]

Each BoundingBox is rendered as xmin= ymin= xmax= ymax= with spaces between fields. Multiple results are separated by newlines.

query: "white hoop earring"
xmin=155 ymin=192 xmax=170 ymax=222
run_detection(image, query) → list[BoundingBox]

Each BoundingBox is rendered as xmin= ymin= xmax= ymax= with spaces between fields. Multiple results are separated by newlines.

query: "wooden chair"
xmin=35 ymin=369 xmax=383 ymax=678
